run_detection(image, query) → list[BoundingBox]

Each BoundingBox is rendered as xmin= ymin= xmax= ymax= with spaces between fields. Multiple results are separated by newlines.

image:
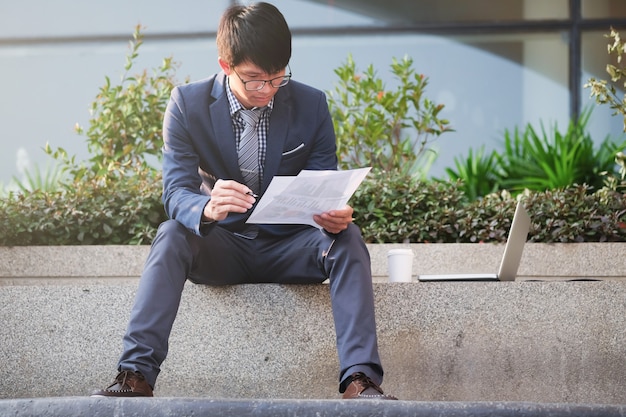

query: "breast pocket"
xmin=278 ymin=142 xmax=308 ymax=175
xmin=282 ymin=142 xmax=305 ymax=158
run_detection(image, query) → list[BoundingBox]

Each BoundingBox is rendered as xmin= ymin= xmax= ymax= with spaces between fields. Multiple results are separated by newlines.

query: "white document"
xmin=246 ymin=167 xmax=371 ymax=229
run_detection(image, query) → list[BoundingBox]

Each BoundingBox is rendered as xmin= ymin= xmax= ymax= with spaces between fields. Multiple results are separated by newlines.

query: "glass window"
xmin=0 ymin=0 xmax=232 ymax=38
xmin=295 ymin=31 xmax=569 ymax=178
xmin=270 ymin=0 xmax=381 ymax=27
xmin=582 ymin=0 xmax=626 ymax=19
xmin=303 ymin=0 xmax=568 ymax=23
xmin=3 ymin=0 xmax=626 ymax=186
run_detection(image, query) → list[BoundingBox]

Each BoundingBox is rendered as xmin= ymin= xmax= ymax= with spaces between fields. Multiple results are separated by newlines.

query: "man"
xmin=92 ymin=2 xmax=396 ymax=400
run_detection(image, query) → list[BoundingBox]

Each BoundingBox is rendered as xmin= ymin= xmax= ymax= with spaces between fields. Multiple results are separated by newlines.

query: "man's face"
xmin=222 ymin=60 xmax=287 ymax=109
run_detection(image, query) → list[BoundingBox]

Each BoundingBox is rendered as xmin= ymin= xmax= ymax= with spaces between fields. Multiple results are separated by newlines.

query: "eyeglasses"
xmin=232 ymin=66 xmax=291 ymax=91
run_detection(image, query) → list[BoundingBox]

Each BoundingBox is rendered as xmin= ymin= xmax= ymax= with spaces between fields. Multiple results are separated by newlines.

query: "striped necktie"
xmin=238 ymin=108 xmax=262 ymax=193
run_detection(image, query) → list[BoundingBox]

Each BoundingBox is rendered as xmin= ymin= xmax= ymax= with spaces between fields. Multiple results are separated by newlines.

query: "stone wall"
xmin=1 ymin=243 xmax=625 ymax=402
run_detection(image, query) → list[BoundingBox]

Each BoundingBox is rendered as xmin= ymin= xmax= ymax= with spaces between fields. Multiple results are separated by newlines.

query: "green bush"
xmin=523 ymin=185 xmax=626 ymax=243
xmin=0 ymin=171 xmax=165 ymax=245
xmin=46 ymin=24 xmax=182 ymax=183
xmin=2 ymin=168 xmax=624 ymax=245
xmin=351 ymin=171 xmax=626 ymax=244
xmin=0 ymin=25 xmax=175 ymax=246
xmin=351 ymin=170 xmax=468 ymax=243
xmin=327 ymin=55 xmax=452 ymax=177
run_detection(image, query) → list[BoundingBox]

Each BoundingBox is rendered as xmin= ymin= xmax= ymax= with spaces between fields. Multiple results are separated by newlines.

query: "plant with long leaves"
xmin=497 ymin=109 xmax=625 ymax=192
xmin=444 ymin=146 xmax=501 ymax=200
xmin=10 ymin=161 xmax=66 ymax=195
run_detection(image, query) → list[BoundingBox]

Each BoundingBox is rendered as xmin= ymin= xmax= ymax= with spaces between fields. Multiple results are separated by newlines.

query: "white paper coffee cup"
xmin=387 ymin=249 xmax=414 ymax=282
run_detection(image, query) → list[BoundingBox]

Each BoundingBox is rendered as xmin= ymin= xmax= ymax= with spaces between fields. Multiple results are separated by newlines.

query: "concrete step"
xmin=3 ymin=281 xmax=626 ymax=402
xmin=1 ymin=243 xmax=626 ymax=403
xmin=1 ymin=398 xmax=626 ymax=417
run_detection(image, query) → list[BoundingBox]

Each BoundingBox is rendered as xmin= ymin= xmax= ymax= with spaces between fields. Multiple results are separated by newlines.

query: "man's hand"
xmin=203 ymin=179 xmax=256 ymax=222
xmin=313 ymin=205 xmax=354 ymax=234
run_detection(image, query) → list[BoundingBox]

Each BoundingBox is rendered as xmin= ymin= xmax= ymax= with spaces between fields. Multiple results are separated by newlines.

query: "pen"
xmin=246 ymin=191 xmax=259 ymax=198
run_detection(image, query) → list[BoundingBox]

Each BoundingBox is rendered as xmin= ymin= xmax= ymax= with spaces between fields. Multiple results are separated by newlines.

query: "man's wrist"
xmin=201 ymin=200 xmax=214 ymax=223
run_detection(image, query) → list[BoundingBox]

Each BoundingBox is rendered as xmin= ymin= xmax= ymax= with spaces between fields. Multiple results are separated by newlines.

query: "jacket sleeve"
xmin=161 ymin=85 xmax=211 ymax=236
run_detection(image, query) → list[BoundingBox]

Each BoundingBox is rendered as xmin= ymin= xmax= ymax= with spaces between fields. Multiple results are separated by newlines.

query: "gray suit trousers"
xmin=118 ymin=219 xmax=383 ymax=390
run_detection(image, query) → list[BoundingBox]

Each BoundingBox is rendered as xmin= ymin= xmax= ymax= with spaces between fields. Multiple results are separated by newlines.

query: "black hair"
xmin=217 ymin=2 xmax=292 ymax=74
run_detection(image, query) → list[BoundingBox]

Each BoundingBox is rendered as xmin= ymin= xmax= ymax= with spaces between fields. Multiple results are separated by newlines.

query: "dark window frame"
xmin=290 ymin=0 xmax=626 ymax=121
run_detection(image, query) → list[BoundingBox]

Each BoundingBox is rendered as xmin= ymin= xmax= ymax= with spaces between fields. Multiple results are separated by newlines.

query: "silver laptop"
xmin=417 ymin=201 xmax=531 ymax=282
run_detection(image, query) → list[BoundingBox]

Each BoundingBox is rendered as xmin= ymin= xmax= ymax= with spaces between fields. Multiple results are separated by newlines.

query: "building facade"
xmin=1 ymin=0 xmax=625 ymax=187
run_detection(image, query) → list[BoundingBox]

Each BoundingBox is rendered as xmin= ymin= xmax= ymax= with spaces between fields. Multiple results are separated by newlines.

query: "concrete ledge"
xmin=2 ymin=398 xmax=626 ymax=417
xmin=3 ymin=280 xmax=626 ymax=402
xmin=2 ymin=242 xmax=626 ymax=281
xmin=2 ymin=243 xmax=626 ymax=404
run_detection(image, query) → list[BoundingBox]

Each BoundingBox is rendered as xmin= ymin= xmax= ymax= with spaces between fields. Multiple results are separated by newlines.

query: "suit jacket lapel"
xmin=209 ymin=73 xmax=245 ymax=184
xmin=262 ymin=88 xmax=289 ymax=193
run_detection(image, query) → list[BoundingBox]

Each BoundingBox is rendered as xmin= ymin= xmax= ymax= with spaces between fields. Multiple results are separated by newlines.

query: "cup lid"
xmin=387 ymin=248 xmax=413 ymax=256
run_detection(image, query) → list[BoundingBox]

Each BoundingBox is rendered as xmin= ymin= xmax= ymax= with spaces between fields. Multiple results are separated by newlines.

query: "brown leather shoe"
xmin=342 ymin=372 xmax=398 ymax=400
xmin=91 ymin=370 xmax=154 ymax=397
